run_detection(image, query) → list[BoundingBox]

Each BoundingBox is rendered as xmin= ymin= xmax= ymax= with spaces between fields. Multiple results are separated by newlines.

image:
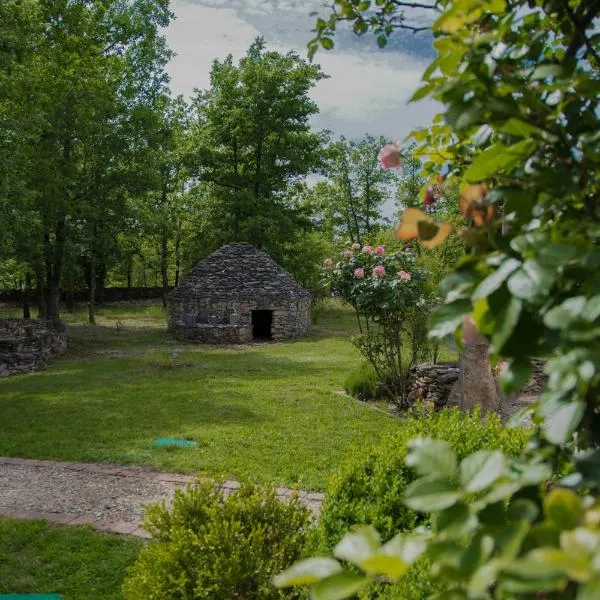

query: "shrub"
xmin=313 ymin=406 xmax=528 ymax=599
xmin=319 ymin=405 xmax=529 ymax=549
xmin=123 ymin=480 xmax=311 ymax=600
xmin=323 ymin=245 xmax=433 ymax=403
xmin=343 ymin=362 xmax=381 ymax=401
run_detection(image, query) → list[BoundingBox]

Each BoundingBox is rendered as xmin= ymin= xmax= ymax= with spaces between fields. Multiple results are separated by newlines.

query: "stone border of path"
xmin=0 ymin=457 xmax=323 ymax=539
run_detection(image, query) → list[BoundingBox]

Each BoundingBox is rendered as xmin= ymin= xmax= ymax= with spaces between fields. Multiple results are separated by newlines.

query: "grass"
xmin=0 ymin=519 xmax=141 ymax=599
xmin=0 ymin=300 xmax=435 ymax=490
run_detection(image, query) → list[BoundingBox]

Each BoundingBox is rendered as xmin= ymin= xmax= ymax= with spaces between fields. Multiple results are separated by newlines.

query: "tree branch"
xmin=563 ymin=1 xmax=600 ymax=65
xmin=391 ymin=0 xmax=442 ymax=13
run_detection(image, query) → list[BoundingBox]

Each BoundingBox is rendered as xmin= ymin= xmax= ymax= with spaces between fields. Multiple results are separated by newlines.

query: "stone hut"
xmin=168 ymin=242 xmax=311 ymax=344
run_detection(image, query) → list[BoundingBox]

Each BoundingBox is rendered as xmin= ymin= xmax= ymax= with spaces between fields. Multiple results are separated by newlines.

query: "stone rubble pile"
xmin=407 ymin=358 xmax=547 ymax=408
xmin=407 ymin=363 xmax=460 ymax=407
xmin=0 ymin=318 xmax=67 ymax=377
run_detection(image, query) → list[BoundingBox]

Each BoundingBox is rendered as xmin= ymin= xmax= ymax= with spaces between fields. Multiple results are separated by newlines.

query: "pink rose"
xmin=378 ymin=143 xmax=403 ymax=170
xmin=362 ymin=245 xmax=373 ymax=254
xmin=373 ymin=265 xmax=386 ymax=277
xmin=343 ymin=250 xmax=353 ymax=258
xmin=398 ymin=270 xmax=412 ymax=281
xmin=375 ymin=246 xmax=385 ymax=256
xmin=323 ymin=258 xmax=333 ymax=267
xmin=351 ymin=242 xmax=361 ymax=250
xmin=354 ymin=267 xmax=365 ymax=280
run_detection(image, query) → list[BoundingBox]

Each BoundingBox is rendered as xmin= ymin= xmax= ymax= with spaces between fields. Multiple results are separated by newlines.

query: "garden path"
xmin=0 ymin=457 xmax=323 ymax=539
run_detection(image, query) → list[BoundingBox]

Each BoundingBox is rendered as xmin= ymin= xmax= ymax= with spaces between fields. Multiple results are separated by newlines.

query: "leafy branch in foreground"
xmin=276 ymin=0 xmax=600 ymax=597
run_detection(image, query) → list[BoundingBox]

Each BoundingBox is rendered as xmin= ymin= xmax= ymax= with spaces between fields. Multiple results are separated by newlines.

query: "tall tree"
xmin=0 ymin=0 xmax=172 ymax=322
xmin=316 ymin=134 xmax=394 ymax=244
xmin=189 ymin=37 xmax=327 ymax=262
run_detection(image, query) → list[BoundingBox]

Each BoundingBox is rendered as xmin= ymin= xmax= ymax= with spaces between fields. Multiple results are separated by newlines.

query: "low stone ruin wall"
xmin=407 ymin=363 xmax=460 ymax=407
xmin=407 ymin=358 xmax=546 ymax=408
xmin=0 ymin=318 xmax=67 ymax=377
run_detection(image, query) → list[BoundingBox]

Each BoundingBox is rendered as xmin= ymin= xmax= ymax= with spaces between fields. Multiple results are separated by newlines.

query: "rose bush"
xmin=324 ymin=244 xmax=433 ymax=403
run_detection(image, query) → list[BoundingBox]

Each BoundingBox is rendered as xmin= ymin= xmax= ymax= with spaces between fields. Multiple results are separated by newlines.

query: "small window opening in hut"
xmin=252 ymin=310 xmax=272 ymax=340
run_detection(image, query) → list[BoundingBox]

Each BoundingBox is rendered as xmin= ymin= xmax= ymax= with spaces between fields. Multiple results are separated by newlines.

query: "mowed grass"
xmin=0 ymin=518 xmax=141 ymax=599
xmin=0 ymin=300 xmax=401 ymax=490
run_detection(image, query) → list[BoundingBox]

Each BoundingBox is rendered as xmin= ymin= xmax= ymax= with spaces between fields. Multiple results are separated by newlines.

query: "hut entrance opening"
xmin=252 ymin=310 xmax=273 ymax=341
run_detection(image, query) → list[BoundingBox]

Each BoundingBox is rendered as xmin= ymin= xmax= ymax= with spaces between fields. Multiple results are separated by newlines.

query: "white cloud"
xmin=166 ymin=1 xmax=260 ymax=96
xmin=165 ymin=0 xmax=439 ymax=140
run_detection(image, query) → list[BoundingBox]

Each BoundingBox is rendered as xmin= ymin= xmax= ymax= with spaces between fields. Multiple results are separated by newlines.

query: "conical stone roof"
xmin=169 ymin=242 xmax=310 ymax=302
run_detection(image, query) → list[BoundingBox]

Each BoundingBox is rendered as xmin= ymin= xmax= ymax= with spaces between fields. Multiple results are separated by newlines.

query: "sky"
xmin=164 ymin=0 xmax=440 ymax=141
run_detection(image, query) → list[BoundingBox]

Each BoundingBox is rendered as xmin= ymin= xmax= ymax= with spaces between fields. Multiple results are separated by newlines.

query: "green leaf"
xmin=472 ymin=258 xmax=521 ymax=300
xmin=491 ymin=295 xmax=522 ymax=353
xmin=464 ymin=139 xmax=536 ymax=182
xmin=274 ymin=557 xmax=342 ymax=587
xmin=497 ymin=117 xmax=545 ymax=138
xmin=537 ymin=243 xmax=580 ymax=267
xmin=498 ymin=359 xmax=532 ymax=394
xmin=543 ymin=401 xmax=584 ymax=445
xmin=435 ymin=502 xmax=477 ymax=538
xmin=460 ymin=450 xmax=507 ymax=493
xmin=495 ymin=521 xmax=530 ymax=560
xmin=530 ymin=64 xmax=565 ymax=80
xmin=334 ymin=526 xmax=380 ymax=566
xmin=379 ymin=533 xmax=427 ymax=567
xmin=577 ymin=580 xmax=600 ymax=600
xmin=508 ymin=260 xmax=556 ymax=300
xmin=429 ymin=299 xmax=471 ymax=339
xmin=312 ymin=571 xmax=369 ymax=600
xmin=543 ymin=488 xmax=583 ymax=530
xmin=404 ymin=476 xmax=461 ymax=512
xmin=506 ymin=548 xmax=590 ymax=582
xmin=544 ymin=296 xmax=587 ymax=330
xmin=406 ymin=438 xmax=458 ymax=479
xmin=320 ymin=37 xmax=334 ymax=49
xmin=498 ymin=574 xmax=568 ymax=594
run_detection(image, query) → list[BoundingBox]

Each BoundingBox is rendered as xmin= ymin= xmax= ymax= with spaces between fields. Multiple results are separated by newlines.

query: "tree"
xmin=189 ymin=37 xmax=327 ymax=263
xmin=315 ymin=135 xmax=394 ymax=244
xmin=277 ymin=0 xmax=600 ymax=597
xmin=0 ymin=0 xmax=172 ymax=322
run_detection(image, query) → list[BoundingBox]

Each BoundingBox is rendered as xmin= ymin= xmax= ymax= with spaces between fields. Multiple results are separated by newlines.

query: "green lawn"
xmin=0 ymin=300 xmax=405 ymax=490
xmin=0 ymin=518 xmax=141 ymax=599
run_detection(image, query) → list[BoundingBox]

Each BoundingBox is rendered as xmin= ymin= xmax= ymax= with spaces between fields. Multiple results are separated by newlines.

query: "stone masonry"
xmin=168 ymin=243 xmax=311 ymax=344
xmin=0 ymin=318 xmax=67 ymax=377
xmin=407 ymin=357 xmax=546 ymax=408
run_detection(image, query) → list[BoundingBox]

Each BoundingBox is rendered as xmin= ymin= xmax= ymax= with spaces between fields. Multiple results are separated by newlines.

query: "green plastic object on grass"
xmin=152 ymin=437 xmax=197 ymax=448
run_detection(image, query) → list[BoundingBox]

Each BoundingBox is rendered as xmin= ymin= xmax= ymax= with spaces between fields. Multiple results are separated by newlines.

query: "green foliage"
xmin=188 ymin=37 xmax=326 ymax=263
xmin=318 ymin=405 xmax=529 ymax=550
xmin=343 ymin=362 xmax=381 ymax=401
xmin=311 ymin=135 xmax=395 ymax=244
xmin=123 ymin=480 xmax=311 ymax=600
xmin=324 ymin=245 xmax=432 ymax=402
xmin=277 ymin=0 xmax=600 ymax=597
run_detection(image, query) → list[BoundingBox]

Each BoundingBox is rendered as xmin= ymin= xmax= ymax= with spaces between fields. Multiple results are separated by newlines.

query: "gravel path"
xmin=0 ymin=457 xmax=323 ymax=538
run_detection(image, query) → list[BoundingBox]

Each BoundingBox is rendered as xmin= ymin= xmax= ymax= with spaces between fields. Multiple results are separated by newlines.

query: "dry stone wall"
xmin=168 ymin=298 xmax=311 ymax=344
xmin=407 ymin=358 xmax=546 ymax=408
xmin=0 ymin=319 xmax=67 ymax=376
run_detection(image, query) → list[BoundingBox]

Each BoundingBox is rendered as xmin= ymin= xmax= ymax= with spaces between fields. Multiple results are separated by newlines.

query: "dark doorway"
xmin=252 ymin=310 xmax=273 ymax=341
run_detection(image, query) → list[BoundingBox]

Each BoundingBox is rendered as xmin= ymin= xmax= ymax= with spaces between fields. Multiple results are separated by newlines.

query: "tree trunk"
xmin=96 ymin=261 xmax=106 ymax=305
xmin=88 ymin=252 xmax=96 ymax=325
xmin=448 ymin=317 xmax=499 ymax=413
xmin=22 ymin=273 xmax=31 ymax=320
xmin=174 ymin=232 xmax=181 ymax=287
xmin=160 ymin=226 xmax=168 ymax=308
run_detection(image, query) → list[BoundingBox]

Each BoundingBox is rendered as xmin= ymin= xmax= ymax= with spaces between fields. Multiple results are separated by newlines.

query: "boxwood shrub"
xmin=123 ymin=480 xmax=312 ymax=600
xmin=317 ymin=404 xmax=530 ymax=599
